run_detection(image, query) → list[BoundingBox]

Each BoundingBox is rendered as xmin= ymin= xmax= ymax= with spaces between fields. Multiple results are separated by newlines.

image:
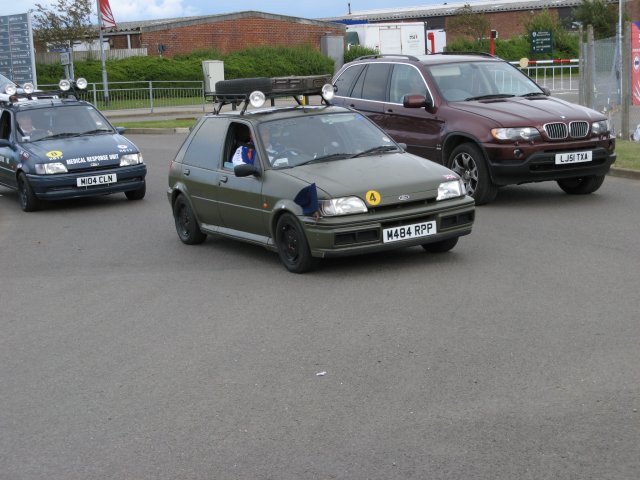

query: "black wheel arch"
xmin=442 ymin=133 xmax=496 ymax=184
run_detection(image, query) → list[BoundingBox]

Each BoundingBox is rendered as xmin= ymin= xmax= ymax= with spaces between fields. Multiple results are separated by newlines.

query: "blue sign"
xmin=0 ymin=13 xmax=37 ymax=86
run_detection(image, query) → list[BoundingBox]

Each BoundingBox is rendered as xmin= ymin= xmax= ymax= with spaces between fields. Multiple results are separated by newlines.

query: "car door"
xmin=334 ymin=63 xmax=390 ymax=127
xmin=381 ymin=63 xmax=445 ymax=164
xmin=179 ymin=118 xmax=227 ymax=227
xmin=216 ymin=122 xmax=269 ymax=242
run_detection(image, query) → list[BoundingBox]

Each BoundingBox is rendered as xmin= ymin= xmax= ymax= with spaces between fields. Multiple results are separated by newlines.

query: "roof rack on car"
xmin=0 ymin=77 xmax=88 ymax=106
xmin=212 ymin=77 xmax=335 ymax=115
xmin=355 ymin=54 xmax=421 ymax=61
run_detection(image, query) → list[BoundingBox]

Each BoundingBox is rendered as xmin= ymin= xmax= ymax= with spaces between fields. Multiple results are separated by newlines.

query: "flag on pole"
xmin=99 ymin=0 xmax=117 ymax=29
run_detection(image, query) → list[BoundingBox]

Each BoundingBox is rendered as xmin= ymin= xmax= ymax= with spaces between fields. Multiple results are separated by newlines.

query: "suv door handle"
xmin=219 ymin=175 xmax=228 ymax=183
xmin=183 ymin=168 xmax=190 ymax=176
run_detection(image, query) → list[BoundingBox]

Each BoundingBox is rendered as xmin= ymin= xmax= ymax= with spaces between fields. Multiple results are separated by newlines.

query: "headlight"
xmin=319 ymin=196 xmax=368 ymax=216
xmin=120 ymin=153 xmax=143 ymax=166
xmin=437 ymin=180 xmax=465 ymax=201
xmin=491 ymin=127 xmax=541 ymax=142
xmin=591 ymin=119 xmax=610 ymax=136
xmin=35 ymin=162 xmax=68 ymax=174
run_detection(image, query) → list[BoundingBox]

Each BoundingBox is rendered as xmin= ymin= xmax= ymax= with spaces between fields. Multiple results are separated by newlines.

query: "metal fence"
xmin=512 ymin=59 xmax=581 ymax=93
xmin=36 ymin=48 xmax=148 ymax=64
xmin=40 ymin=80 xmax=207 ymax=113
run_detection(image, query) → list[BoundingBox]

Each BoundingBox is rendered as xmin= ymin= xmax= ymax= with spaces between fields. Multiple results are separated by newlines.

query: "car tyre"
xmin=17 ymin=172 xmax=41 ymax=212
xmin=275 ymin=213 xmax=318 ymax=273
xmin=557 ymin=175 xmax=605 ymax=195
xmin=422 ymin=237 xmax=459 ymax=253
xmin=125 ymin=181 xmax=146 ymax=200
xmin=173 ymin=195 xmax=206 ymax=245
xmin=449 ymin=143 xmax=497 ymax=205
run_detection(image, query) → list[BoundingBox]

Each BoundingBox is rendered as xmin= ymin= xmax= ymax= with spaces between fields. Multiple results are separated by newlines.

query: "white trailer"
xmin=346 ymin=22 xmax=446 ymax=55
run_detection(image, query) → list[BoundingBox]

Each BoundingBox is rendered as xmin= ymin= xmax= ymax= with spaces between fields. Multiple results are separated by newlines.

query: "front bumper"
xmin=485 ymin=144 xmax=616 ymax=186
xmin=26 ymin=164 xmax=147 ymax=200
xmin=302 ymin=196 xmax=475 ymax=258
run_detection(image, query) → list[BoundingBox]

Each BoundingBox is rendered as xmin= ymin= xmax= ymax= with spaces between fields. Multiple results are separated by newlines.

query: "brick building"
xmin=105 ymin=11 xmax=346 ymax=57
xmin=325 ymin=0 xmax=630 ymax=42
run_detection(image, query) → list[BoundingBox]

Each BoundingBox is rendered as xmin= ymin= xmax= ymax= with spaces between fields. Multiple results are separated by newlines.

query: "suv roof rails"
xmin=355 ymin=54 xmax=421 ymax=61
xmin=439 ymin=51 xmax=497 ymax=58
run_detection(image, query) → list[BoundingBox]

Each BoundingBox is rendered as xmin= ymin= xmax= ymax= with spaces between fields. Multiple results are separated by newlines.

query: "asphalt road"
xmin=1 ymin=133 xmax=639 ymax=480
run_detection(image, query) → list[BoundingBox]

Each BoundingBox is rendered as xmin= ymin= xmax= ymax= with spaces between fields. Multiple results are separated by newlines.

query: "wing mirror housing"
xmin=403 ymin=94 xmax=433 ymax=109
xmin=234 ymin=163 xmax=261 ymax=177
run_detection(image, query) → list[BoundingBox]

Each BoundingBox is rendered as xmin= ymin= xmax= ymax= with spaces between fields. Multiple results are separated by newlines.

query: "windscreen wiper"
xmin=465 ymin=94 xmax=515 ymax=101
xmin=350 ymin=145 xmax=398 ymax=158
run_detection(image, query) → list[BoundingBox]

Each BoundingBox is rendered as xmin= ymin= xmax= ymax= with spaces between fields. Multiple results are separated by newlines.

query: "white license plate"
xmin=555 ymin=151 xmax=592 ymax=165
xmin=383 ymin=220 xmax=436 ymax=243
xmin=77 ymin=173 xmax=117 ymax=187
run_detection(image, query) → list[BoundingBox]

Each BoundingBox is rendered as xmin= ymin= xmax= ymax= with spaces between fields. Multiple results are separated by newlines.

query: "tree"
xmin=446 ymin=3 xmax=491 ymax=43
xmin=572 ymin=0 xmax=618 ymax=39
xmin=33 ymin=0 xmax=94 ymax=50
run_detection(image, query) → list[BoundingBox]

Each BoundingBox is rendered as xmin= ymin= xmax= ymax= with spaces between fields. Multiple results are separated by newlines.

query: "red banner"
xmin=99 ymin=0 xmax=117 ymax=29
xmin=632 ymin=22 xmax=640 ymax=105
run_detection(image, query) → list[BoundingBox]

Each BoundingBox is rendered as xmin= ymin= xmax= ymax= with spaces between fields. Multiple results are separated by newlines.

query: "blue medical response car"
xmin=0 ymin=79 xmax=146 ymax=211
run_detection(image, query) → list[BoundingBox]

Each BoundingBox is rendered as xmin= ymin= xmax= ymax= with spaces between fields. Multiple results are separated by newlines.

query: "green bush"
xmin=344 ymin=45 xmax=378 ymax=63
xmin=445 ymin=32 xmax=579 ymax=60
xmin=36 ymin=45 xmax=335 ymax=87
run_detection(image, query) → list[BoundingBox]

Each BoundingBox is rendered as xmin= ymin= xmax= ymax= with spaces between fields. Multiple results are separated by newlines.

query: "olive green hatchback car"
xmin=167 ymin=79 xmax=475 ymax=273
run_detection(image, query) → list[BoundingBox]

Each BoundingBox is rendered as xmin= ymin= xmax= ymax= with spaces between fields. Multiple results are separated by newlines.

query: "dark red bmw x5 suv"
xmin=331 ymin=53 xmax=616 ymax=204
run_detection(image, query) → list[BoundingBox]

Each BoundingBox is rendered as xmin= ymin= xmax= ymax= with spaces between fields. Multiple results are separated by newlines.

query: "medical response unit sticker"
xmin=365 ymin=190 xmax=381 ymax=206
xmin=46 ymin=150 xmax=63 ymax=159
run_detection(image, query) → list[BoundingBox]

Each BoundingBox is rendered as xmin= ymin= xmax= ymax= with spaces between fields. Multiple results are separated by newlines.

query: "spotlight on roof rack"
xmin=59 ymin=79 xmax=71 ymax=91
xmin=249 ymin=90 xmax=266 ymax=108
xmin=76 ymin=77 xmax=88 ymax=90
xmin=321 ymin=84 xmax=335 ymax=102
xmin=5 ymin=84 xmax=17 ymax=96
xmin=23 ymin=83 xmax=35 ymax=94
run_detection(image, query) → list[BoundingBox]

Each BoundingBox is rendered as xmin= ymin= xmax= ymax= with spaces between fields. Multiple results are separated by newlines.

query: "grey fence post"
xmin=585 ymin=25 xmax=595 ymax=110
xmin=148 ymin=81 xmax=154 ymax=113
xmin=622 ymin=21 xmax=631 ymax=139
xmin=92 ymin=83 xmax=97 ymax=107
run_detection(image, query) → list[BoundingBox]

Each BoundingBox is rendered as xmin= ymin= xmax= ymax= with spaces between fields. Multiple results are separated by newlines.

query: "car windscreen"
xmin=258 ymin=112 xmax=400 ymax=169
xmin=427 ymin=61 xmax=544 ymax=101
xmin=16 ymin=104 xmax=114 ymax=142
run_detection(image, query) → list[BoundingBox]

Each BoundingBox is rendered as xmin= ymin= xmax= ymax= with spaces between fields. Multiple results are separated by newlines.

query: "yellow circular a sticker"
xmin=365 ymin=190 xmax=381 ymax=206
xmin=46 ymin=150 xmax=63 ymax=159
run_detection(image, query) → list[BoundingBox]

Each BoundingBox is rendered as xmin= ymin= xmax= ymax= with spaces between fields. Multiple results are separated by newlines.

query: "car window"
xmin=389 ymin=64 xmax=427 ymax=104
xmin=183 ymin=118 xmax=228 ymax=169
xmin=0 ymin=111 xmax=10 ymax=140
xmin=427 ymin=61 xmax=542 ymax=100
xmin=360 ymin=63 xmax=392 ymax=102
xmin=264 ymin=112 xmax=398 ymax=169
xmin=334 ymin=64 xmax=365 ymax=97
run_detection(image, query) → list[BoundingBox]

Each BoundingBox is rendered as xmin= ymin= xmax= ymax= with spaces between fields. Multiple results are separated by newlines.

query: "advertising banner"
xmin=632 ymin=22 xmax=640 ymax=105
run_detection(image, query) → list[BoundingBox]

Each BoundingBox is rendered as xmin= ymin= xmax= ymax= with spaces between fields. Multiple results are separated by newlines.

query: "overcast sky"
xmin=5 ymin=0 xmax=458 ymax=22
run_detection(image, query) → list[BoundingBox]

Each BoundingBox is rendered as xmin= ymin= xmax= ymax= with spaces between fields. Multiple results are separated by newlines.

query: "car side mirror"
xmin=403 ymin=94 xmax=434 ymax=109
xmin=541 ymin=87 xmax=551 ymax=96
xmin=115 ymin=127 xmax=126 ymax=134
xmin=0 ymin=139 xmax=17 ymax=151
xmin=234 ymin=163 xmax=261 ymax=177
